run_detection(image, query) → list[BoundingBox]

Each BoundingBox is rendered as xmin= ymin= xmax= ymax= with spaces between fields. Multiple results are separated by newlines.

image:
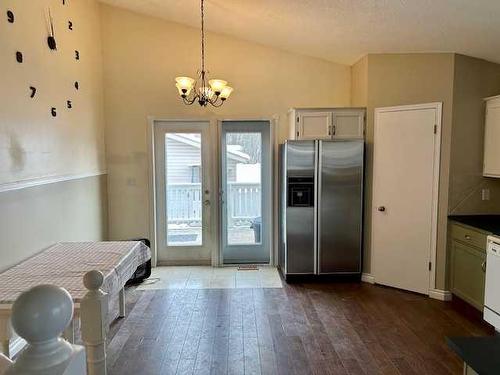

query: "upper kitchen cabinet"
xmin=288 ymin=108 xmax=365 ymax=140
xmin=483 ymin=95 xmax=500 ymax=177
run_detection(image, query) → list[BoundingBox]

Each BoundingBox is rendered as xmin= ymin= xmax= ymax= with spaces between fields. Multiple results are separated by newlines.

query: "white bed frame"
xmin=0 ymin=286 xmax=125 ymax=359
xmin=1 ymin=270 xmax=109 ymax=375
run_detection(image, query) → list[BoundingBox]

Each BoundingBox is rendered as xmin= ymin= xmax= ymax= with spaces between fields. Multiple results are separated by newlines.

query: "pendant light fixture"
xmin=175 ymin=0 xmax=233 ymax=107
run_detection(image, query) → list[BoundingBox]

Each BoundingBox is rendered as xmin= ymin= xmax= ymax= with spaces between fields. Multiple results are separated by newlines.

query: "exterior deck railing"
xmin=167 ymin=182 xmax=261 ymax=225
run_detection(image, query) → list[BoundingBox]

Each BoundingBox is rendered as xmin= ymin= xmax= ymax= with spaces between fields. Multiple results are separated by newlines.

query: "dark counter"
xmin=447 ymin=336 xmax=500 ymax=375
xmin=449 ymin=215 xmax=500 ymax=236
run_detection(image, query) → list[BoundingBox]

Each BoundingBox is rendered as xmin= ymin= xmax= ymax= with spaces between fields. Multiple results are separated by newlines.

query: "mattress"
xmin=0 ymin=241 xmax=151 ymax=304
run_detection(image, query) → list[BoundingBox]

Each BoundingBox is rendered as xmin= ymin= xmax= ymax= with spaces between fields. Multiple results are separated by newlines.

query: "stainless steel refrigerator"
xmin=279 ymin=139 xmax=364 ymax=278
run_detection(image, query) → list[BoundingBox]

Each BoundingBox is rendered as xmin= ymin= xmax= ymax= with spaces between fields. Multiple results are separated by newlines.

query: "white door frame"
xmin=147 ymin=116 xmax=278 ymax=268
xmin=371 ymin=102 xmax=442 ymax=294
xmin=216 ymin=118 xmax=278 ymax=266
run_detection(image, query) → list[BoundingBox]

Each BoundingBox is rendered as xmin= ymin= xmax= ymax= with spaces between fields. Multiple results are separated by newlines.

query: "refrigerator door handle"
xmin=315 ymin=140 xmax=322 ymax=274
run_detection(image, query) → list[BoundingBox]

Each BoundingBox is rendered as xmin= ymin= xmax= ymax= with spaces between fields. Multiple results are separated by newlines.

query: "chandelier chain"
xmin=200 ymin=0 xmax=205 ymax=74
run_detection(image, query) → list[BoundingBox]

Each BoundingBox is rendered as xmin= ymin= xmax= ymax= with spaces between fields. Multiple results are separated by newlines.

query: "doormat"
xmin=238 ymin=265 xmax=259 ymax=271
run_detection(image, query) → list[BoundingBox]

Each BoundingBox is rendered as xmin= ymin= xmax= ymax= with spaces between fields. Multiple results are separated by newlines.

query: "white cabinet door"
xmin=484 ymin=98 xmax=500 ymax=177
xmin=298 ymin=112 xmax=332 ymax=140
xmin=332 ymin=110 xmax=365 ymax=139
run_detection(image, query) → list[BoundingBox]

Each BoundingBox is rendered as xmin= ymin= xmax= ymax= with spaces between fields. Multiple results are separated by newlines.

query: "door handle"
xmin=203 ymin=199 xmax=210 ymax=206
xmin=482 ymin=261 xmax=486 ymax=272
xmin=377 ymin=206 xmax=386 ymax=212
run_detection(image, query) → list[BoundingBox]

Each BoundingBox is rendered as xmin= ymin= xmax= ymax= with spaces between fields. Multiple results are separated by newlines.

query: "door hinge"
xmin=296 ymin=131 xmax=300 ymax=137
xmin=297 ymin=116 xmax=300 ymax=123
xmin=428 ymin=261 xmax=432 ymax=271
xmin=434 ymin=124 xmax=437 ymax=134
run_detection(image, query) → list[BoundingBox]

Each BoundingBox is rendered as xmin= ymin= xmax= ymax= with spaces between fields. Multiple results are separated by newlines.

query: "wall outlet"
xmin=482 ymin=188 xmax=490 ymax=201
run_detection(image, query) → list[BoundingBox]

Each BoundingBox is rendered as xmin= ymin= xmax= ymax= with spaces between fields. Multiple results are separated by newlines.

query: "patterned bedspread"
xmin=0 ymin=241 xmax=151 ymax=303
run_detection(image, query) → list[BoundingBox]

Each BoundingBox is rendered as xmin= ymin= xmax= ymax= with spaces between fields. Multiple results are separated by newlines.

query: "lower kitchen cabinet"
xmin=450 ymin=236 xmax=486 ymax=311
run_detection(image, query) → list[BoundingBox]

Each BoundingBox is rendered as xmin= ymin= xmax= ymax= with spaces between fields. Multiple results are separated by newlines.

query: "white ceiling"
xmin=99 ymin=0 xmax=500 ymax=65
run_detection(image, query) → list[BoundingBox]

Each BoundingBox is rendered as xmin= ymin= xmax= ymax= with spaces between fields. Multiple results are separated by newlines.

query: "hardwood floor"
xmin=106 ymin=281 xmax=493 ymax=375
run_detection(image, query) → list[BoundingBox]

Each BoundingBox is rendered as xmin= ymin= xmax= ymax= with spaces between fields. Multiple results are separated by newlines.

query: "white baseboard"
xmin=361 ymin=273 xmax=375 ymax=284
xmin=429 ymin=288 xmax=452 ymax=301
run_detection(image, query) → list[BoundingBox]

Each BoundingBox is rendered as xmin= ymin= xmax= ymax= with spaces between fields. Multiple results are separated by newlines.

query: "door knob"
xmin=377 ymin=206 xmax=386 ymax=212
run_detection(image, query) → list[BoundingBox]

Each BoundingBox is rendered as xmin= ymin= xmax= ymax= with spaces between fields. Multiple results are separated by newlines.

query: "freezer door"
xmin=286 ymin=141 xmax=316 ymax=177
xmin=318 ymin=140 xmax=364 ymax=274
xmin=284 ymin=141 xmax=316 ymax=274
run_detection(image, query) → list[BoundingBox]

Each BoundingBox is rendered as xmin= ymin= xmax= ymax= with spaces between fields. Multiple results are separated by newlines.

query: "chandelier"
xmin=175 ymin=0 xmax=233 ymax=107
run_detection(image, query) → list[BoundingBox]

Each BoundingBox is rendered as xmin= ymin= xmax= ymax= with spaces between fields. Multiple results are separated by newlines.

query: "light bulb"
xmin=175 ymin=76 xmax=195 ymax=96
xmin=199 ymin=86 xmax=214 ymax=99
xmin=220 ymin=86 xmax=233 ymax=100
xmin=209 ymin=79 xmax=227 ymax=95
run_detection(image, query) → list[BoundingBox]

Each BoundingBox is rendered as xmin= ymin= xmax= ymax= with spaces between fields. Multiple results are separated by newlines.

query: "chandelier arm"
xmin=182 ymin=94 xmax=198 ymax=105
xmin=209 ymin=96 xmax=225 ymax=107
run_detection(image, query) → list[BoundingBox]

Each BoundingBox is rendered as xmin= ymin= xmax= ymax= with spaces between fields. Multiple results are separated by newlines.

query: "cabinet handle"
xmin=482 ymin=261 xmax=487 ymax=272
xmin=464 ymin=235 xmax=471 ymax=240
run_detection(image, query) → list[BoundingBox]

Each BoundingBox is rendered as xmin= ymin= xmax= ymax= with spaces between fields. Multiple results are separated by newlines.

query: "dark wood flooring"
xmin=106 ymin=281 xmax=493 ymax=375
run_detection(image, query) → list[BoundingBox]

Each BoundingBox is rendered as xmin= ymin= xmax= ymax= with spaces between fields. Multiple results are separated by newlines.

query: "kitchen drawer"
xmin=450 ymin=240 xmax=486 ymax=310
xmin=450 ymin=223 xmax=487 ymax=250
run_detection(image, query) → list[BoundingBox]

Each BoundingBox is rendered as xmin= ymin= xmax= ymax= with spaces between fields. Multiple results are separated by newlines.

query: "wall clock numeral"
xmin=68 ymin=20 xmax=73 ymax=30
xmin=67 ymin=100 xmax=72 ymax=109
xmin=75 ymin=50 xmax=80 ymax=60
xmin=7 ymin=10 xmax=14 ymax=23
xmin=29 ymin=86 xmax=37 ymax=98
xmin=51 ymin=107 xmax=57 ymax=117
xmin=74 ymin=81 xmax=79 ymax=90
xmin=16 ymin=51 xmax=23 ymax=63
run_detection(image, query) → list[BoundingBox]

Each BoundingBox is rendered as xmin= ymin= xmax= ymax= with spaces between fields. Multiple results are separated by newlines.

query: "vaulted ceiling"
xmin=99 ymin=0 xmax=500 ymax=65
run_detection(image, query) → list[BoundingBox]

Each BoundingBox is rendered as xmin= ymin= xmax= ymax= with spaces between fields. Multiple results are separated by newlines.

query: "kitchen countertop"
xmin=447 ymin=336 xmax=500 ymax=375
xmin=448 ymin=215 xmax=500 ymax=236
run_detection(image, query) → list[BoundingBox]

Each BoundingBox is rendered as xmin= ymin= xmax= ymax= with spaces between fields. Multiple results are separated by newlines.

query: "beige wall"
xmin=0 ymin=0 xmax=106 ymax=182
xmin=0 ymin=0 xmax=107 ymax=269
xmin=449 ymin=54 xmax=500 ymax=214
xmin=351 ymin=56 xmax=368 ymax=107
xmin=0 ymin=175 xmax=108 ymax=271
xmin=99 ymin=5 xmax=351 ymax=240
xmin=352 ymin=54 xmax=456 ymax=290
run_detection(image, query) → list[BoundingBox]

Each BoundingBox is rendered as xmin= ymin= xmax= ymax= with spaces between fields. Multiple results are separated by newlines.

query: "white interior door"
xmin=154 ymin=120 xmax=215 ymax=264
xmin=371 ymin=103 xmax=441 ymax=294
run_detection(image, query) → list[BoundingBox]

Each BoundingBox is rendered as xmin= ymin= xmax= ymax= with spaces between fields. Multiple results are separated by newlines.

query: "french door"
xmin=220 ymin=121 xmax=271 ymax=264
xmin=154 ymin=120 xmax=215 ymax=264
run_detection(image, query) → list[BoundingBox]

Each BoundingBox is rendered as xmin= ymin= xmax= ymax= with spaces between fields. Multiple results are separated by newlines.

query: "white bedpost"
xmin=118 ymin=287 xmax=126 ymax=318
xmin=5 ymin=285 xmax=86 ymax=374
xmin=80 ymin=270 xmax=108 ymax=375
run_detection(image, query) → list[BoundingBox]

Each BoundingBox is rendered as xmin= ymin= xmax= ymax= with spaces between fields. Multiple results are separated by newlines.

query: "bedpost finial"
xmin=11 ymin=285 xmax=73 ymax=343
xmin=83 ymin=270 xmax=104 ymax=291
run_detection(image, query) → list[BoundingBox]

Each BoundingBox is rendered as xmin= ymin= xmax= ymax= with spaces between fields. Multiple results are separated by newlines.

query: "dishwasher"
xmin=485 ymin=236 xmax=500 ymax=331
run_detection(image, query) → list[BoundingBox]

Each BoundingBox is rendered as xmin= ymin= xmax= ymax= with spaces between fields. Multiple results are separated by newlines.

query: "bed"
xmin=0 ymin=241 xmax=151 ymax=357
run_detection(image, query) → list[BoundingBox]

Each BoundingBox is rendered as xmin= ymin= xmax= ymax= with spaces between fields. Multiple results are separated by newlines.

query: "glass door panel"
xmin=226 ymin=132 xmax=262 ymax=246
xmin=166 ymin=133 xmax=203 ymax=246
